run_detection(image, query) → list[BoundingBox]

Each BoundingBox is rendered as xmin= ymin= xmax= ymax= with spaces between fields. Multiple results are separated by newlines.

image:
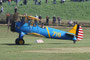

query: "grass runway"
xmin=0 ymin=26 xmax=90 ymax=60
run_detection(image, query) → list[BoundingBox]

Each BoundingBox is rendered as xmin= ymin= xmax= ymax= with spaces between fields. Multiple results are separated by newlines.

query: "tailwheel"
xmin=15 ymin=38 xmax=25 ymax=45
xmin=73 ymin=40 xmax=76 ymax=44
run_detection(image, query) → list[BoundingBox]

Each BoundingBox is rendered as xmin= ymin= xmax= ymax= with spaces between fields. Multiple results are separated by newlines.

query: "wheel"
xmin=15 ymin=38 xmax=25 ymax=45
xmin=18 ymin=39 xmax=25 ymax=45
xmin=15 ymin=38 xmax=19 ymax=45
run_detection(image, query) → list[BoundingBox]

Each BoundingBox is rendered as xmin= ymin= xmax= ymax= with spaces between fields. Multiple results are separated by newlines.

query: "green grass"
xmin=1 ymin=0 xmax=90 ymax=21
xmin=0 ymin=26 xmax=90 ymax=60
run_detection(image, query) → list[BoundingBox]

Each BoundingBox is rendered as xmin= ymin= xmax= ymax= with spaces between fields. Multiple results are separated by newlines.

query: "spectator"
xmin=23 ymin=0 xmax=27 ymax=5
xmin=68 ymin=20 xmax=73 ymax=27
xmin=52 ymin=15 xmax=56 ymax=26
xmin=16 ymin=0 xmax=18 ymax=5
xmin=46 ymin=16 xmax=49 ymax=25
xmin=13 ymin=12 xmax=19 ymax=22
xmin=35 ymin=14 xmax=38 ymax=18
xmin=3 ymin=0 xmax=7 ymax=2
xmin=34 ymin=0 xmax=38 ymax=5
xmin=0 ymin=0 xmax=2 ymax=5
xmin=39 ymin=15 xmax=42 ymax=24
xmin=73 ymin=21 xmax=77 ymax=25
xmin=8 ymin=0 xmax=11 ymax=5
xmin=86 ymin=0 xmax=88 ymax=1
xmin=61 ymin=0 xmax=65 ymax=3
xmin=79 ymin=0 xmax=84 ymax=2
xmin=38 ymin=0 xmax=41 ymax=5
xmin=24 ymin=13 xmax=27 ymax=16
xmin=57 ymin=16 xmax=61 ymax=26
xmin=53 ymin=0 xmax=56 ymax=4
xmin=45 ymin=0 xmax=48 ymax=3
xmin=0 ymin=6 xmax=3 ymax=13
xmin=6 ymin=13 xmax=10 ymax=30
xmin=14 ymin=6 xmax=18 ymax=13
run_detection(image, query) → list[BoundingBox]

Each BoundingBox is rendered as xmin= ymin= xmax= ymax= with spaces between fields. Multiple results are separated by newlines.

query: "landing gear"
xmin=15 ymin=32 xmax=25 ymax=45
xmin=15 ymin=38 xmax=25 ymax=45
xmin=73 ymin=40 xmax=76 ymax=44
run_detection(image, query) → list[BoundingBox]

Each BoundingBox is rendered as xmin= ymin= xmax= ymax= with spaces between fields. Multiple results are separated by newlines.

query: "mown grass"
xmin=0 ymin=26 xmax=90 ymax=60
xmin=0 ymin=0 xmax=90 ymax=21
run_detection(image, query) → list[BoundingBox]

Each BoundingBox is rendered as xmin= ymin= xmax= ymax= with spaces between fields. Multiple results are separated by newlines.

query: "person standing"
xmin=3 ymin=0 xmax=7 ymax=2
xmin=53 ymin=0 xmax=56 ymax=4
xmin=45 ymin=0 xmax=48 ymax=3
xmin=14 ymin=6 xmax=18 ymax=13
xmin=6 ymin=13 xmax=10 ymax=30
xmin=0 ymin=0 xmax=2 ymax=5
xmin=39 ymin=15 xmax=42 ymax=24
xmin=0 ymin=6 xmax=3 ymax=13
xmin=61 ymin=0 xmax=65 ymax=3
xmin=35 ymin=14 xmax=38 ymax=18
xmin=8 ymin=0 xmax=11 ymax=5
xmin=38 ymin=0 xmax=41 ymax=5
xmin=68 ymin=20 xmax=73 ymax=27
xmin=23 ymin=0 xmax=27 ymax=5
xmin=13 ymin=12 xmax=19 ymax=22
xmin=46 ymin=16 xmax=49 ymax=25
xmin=57 ymin=16 xmax=61 ymax=26
xmin=52 ymin=15 xmax=56 ymax=26
xmin=34 ymin=0 xmax=38 ymax=5
xmin=16 ymin=0 xmax=18 ymax=5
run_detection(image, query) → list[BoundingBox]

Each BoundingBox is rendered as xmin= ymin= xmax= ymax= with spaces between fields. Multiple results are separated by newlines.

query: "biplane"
xmin=10 ymin=15 xmax=83 ymax=45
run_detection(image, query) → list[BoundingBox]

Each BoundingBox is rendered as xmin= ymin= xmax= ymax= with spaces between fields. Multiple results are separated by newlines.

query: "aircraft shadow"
xmin=0 ymin=43 xmax=31 ymax=46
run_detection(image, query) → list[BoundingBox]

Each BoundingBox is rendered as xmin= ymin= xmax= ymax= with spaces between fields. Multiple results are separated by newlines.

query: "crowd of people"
xmin=0 ymin=0 xmax=64 ymax=14
xmin=0 ymin=0 xmax=66 ymax=6
xmin=5 ymin=5 xmax=77 ymax=27
xmin=1 ymin=0 xmax=78 ymax=27
xmin=0 ymin=0 xmax=88 ymax=6
xmin=36 ymin=15 xmax=62 ymax=26
xmin=0 ymin=0 xmax=27 ymax=5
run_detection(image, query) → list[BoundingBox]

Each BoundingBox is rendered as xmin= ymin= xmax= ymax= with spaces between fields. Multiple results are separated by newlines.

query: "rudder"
xmin=76 ymin=25 xmax=83 ymax=41
xmin=69 ymin=24 xmax=83 ymax=40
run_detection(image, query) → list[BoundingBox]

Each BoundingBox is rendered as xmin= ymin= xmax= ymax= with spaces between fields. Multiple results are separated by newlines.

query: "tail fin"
xmin=76 ymin=25 xmax=84 ymax=41
xmin=69 ymin=24 xmax=83 ymax=41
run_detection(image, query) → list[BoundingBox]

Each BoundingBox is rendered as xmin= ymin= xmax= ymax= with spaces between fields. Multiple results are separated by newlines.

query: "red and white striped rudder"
xmin=77 ymin=25 xmax=83 ymax=41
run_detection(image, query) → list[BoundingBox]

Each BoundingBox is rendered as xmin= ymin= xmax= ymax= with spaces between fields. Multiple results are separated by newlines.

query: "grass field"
xmin=0 ymin=26 xmax=90 ymax=60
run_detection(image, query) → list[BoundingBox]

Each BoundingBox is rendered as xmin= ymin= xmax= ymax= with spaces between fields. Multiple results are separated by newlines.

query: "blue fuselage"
xmin=15 ymin=22 xmax=77 ymax=41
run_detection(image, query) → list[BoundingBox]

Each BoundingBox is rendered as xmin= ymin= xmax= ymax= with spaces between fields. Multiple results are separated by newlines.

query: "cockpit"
xmin=19 ymin=15 xmax=45 ymax=28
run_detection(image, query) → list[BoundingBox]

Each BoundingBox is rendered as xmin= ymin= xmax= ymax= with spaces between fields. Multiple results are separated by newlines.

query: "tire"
xmin=15 ymin=38 xmax=25 ymax=45
xmin=15 ymin=38 xmax=19 ymax=45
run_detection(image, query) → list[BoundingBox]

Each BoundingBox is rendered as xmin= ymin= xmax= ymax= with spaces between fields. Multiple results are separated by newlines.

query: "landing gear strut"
xmin=15 ymin=32 xmax=25 ymax=45
xmin=73 ymin=40 xmax=76 ymax=44
xmin=15 ymin=38 xmax=25 ymax=45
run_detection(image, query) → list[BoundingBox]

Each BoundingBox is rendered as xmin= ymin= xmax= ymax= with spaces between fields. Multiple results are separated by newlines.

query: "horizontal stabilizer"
xmin=66 ymin=33 xmax=75 ymax=38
